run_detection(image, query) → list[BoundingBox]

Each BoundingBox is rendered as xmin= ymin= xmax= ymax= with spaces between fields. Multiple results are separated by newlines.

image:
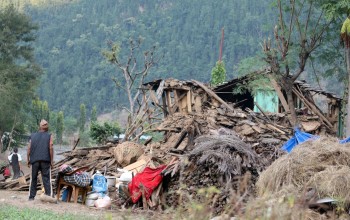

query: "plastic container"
xmin=105 ymin=176 xmax=116 ymax=187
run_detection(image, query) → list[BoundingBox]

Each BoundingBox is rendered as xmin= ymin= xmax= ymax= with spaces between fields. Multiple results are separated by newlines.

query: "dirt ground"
xmin=0 ymin=190 xmax=168 ymax=220
xmin=0 ymin=190 xmax=111 ymax=219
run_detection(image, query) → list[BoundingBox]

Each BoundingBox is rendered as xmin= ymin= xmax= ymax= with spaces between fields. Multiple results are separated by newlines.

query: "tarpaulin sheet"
xmin=281 ymin=128 xmax=318 ymax=153
xmin=340 ymin=136 xmax=350 ymax=144
xmin=128 ymin=165 xmax=166 ymax=203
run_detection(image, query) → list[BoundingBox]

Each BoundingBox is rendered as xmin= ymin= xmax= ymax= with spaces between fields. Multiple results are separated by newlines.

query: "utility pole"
xmin=219 ymin=28 xmax=224 ymax=62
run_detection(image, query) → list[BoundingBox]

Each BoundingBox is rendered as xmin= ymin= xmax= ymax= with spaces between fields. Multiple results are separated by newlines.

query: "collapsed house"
xmin=0 ymin=74 xmax=343 ymax=215
xmin=214 ymin=72 xmax=343 ymax=136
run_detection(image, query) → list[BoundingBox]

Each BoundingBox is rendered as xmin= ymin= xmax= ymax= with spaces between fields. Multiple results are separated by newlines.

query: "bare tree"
xmin=103 ymin=37 xmax=161 ymax=116
xmin=262 ymin=0 xmax=334 ymax=125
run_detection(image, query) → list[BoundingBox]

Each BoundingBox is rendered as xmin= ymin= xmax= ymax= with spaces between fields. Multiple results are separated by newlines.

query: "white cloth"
xmin=8 ymin=153 xmax=22 ymax=163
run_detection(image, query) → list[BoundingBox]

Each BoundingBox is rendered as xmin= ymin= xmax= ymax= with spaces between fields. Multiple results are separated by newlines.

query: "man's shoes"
xmin=28 ymin=197 xmax=34 ymax=201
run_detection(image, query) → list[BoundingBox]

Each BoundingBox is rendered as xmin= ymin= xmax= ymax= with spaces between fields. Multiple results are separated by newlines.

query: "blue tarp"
xmin=281 ymin=128 xmax=318 ymax=153
xmin=340 ymin=136 xmax=350 ymax=144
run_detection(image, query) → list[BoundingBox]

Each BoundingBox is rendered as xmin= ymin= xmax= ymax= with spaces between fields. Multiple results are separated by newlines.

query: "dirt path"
xmin=0 ymin=190 xmax=164 ymax=220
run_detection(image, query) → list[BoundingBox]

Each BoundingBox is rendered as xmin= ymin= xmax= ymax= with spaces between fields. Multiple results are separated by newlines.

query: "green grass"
xmin=0 ymin=204 xmax=96 ymax=220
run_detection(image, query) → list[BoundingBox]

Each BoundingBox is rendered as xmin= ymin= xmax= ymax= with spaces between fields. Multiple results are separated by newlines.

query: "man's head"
xmin=39 ymin=119 xmax=49 ymax=131
xmin=13 ymin=147 xmax=18 ymax=153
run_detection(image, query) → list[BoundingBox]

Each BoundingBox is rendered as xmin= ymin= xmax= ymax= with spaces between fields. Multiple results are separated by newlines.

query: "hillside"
xmin=21 ymin=0 xmax=275 ymax=116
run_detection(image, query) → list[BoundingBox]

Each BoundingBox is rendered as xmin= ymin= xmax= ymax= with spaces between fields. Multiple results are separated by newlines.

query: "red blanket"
xmin=128 ymin=165 xmax=166 ymax=203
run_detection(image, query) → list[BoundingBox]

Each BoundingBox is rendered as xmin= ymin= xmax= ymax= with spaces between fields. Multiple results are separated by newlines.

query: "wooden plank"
xmin=194 ymin=96 xmax=202 ymax=113
xmin=166 ymin=90 xmax=173 ymax=115
xmin=192 ymin=80 xmax=234 ymax=112
xmin=269 ymin=77 xmax=290 ymax=112
xmin=266 ymin=124 xmax=286 ymax=135
xmin=149 ymin=89 xmax=159 ymax=105
xmin=187 ymin=91 xmax=192 ymax=113
xmin=140 ymin=184 xmax=148 ymax=210
xmin=123 ymin=159 xmax=147 ymax=174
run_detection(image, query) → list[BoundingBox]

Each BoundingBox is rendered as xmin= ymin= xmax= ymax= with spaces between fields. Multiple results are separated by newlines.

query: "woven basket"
xmin=113 ymin=141 xmax=144 ymax=167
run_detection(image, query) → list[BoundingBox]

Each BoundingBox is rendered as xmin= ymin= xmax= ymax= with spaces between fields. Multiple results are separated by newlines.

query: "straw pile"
xmin=113 ymin=141 xmax=144 ymax=167
xmin=256 ymin=137 xmax=350 ymax=204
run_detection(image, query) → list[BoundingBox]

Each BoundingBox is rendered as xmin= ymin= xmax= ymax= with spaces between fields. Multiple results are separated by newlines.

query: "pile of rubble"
xmin=2 ymin=76 xmax=341 ymax=217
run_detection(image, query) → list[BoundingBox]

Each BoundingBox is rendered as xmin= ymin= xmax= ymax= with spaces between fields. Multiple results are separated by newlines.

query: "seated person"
xmin=58 ymin=164 xmax=90 ymax=187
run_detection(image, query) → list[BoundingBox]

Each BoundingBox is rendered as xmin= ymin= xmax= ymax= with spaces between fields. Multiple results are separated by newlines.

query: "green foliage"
xmin=235 ymin=56 xmax=266 ymax=77
xmin=29 ymin=98 xmax=51 ymax=132
xmin=79 ymin=104 xmax=86 ymax=133
xmin=210 ymin=61 xmax=226 ymax=86
xmin=90 ymin=121 xmax=121 ymax=144
xmin=25 ymin=0 xmax=276 ymax=116
xmin=232 ymin=74 xmax=272 ymax=96
xmin=90 ymin=105 xmax=97 ymax=123
xmin=0 ymin=4 xmax=41 ymax=137
xmin=56 ymin=111 xmax=64 ymax=144
xmin=64 ymin=116 xmax=77 ymax=135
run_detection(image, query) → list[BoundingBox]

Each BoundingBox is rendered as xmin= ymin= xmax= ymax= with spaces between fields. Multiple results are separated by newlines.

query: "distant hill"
xmin=21 ymin=0 xmax=275 ymax=116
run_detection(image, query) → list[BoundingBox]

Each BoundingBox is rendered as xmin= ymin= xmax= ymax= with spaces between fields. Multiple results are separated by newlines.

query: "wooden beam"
xmin=254 ymin=102 xmax=272 ymax=123
xmin=192 ymin=80 xmax=234 ymax=112
xmin=166 ymin=90 xmax=173 ymax=115
xmin=187 ymin=91 xmax=192 ymax=113
xmin=268 ymin=77 xmax=290 ymax=113
xmin=161 ymin=93 xmax=168 ymax=117
xmin=293 ymin=88 xmax=333 ymax=129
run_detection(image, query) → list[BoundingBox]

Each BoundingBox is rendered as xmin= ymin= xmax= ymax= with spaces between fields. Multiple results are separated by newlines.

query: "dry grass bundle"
xmin=308 ymin=165 xmax=350 ymax=204
xmin=257 ymin=137 xmax=350 ymax=196
xmin=188 ymin=133 xmax=258 ymax=180
xmin=241 ymin=191 xmax=329 ymax=220
xmin=113 ymin=141 xmax=144 ymax=167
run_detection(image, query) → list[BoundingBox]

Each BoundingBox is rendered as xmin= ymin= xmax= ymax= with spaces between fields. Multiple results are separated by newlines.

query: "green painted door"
xmin=253 ymin=90 xmax=278 ymax=113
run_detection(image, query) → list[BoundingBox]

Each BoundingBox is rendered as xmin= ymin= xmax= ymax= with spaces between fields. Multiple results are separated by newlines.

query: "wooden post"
xmin=162 ymin=93 xmax=168 ymax=117
xmin=166 ymin=90 xmax=173 ymax=115
xmin=269 ymin=77 xmax=290 ymax=113
xmin=187 ymin=91 xmax=192 ymax=113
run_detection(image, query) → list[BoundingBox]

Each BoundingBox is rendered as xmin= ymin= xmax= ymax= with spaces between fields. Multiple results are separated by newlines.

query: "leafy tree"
xmin=210 ymin=61 xmax=226 ymax=86
xmin=90 ymin=122 xmax=121 ymax=144
xmin=0 ymin=4 xmax=41 ymax=145
xmin=64 ymin=117 xmax=78 ymax=135
xmin=29 ymin=98 xmax=51 ymax=132
xmin=262 ymin=0 xmax=338 ymax=125
xmin=79 ymin=104 xmax=86 ymax=133
xmin=56 ymin=111 xmax=64 ymax=144
xmin=90 ymin=106 xmax=97 ymax=123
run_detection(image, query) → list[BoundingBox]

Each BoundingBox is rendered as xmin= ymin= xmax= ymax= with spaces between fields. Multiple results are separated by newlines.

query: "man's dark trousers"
xmin=29 ymin=161 xmax=51 ymax=199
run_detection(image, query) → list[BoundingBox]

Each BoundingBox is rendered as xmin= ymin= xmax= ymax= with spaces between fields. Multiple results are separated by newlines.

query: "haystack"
xmin=113 ymin=141 xmax=144 ymax=167
xmin=308 ymin=165 xmax=350 ymax=204
xmin=256 ymin=137 xmax=350 ymax=200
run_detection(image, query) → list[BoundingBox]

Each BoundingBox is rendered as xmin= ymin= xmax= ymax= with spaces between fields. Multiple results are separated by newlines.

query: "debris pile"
xmin=1 ymin=76 xmax=344 ymax=218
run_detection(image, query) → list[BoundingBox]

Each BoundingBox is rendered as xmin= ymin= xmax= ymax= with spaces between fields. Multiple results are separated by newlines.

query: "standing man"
xmin=27 ymin=119 xmax=54 ymax=201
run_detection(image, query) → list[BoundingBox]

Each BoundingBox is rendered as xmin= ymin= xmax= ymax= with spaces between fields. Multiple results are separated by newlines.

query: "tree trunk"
xmin=285 ymin=83 xmax=298 ymax=126
xmin=346 ymin=47 xmax=350 ymax=137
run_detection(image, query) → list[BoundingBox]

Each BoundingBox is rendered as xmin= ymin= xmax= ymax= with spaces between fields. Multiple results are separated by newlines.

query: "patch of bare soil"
xmin=0 ymin=190 xmax=168 ymax=220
